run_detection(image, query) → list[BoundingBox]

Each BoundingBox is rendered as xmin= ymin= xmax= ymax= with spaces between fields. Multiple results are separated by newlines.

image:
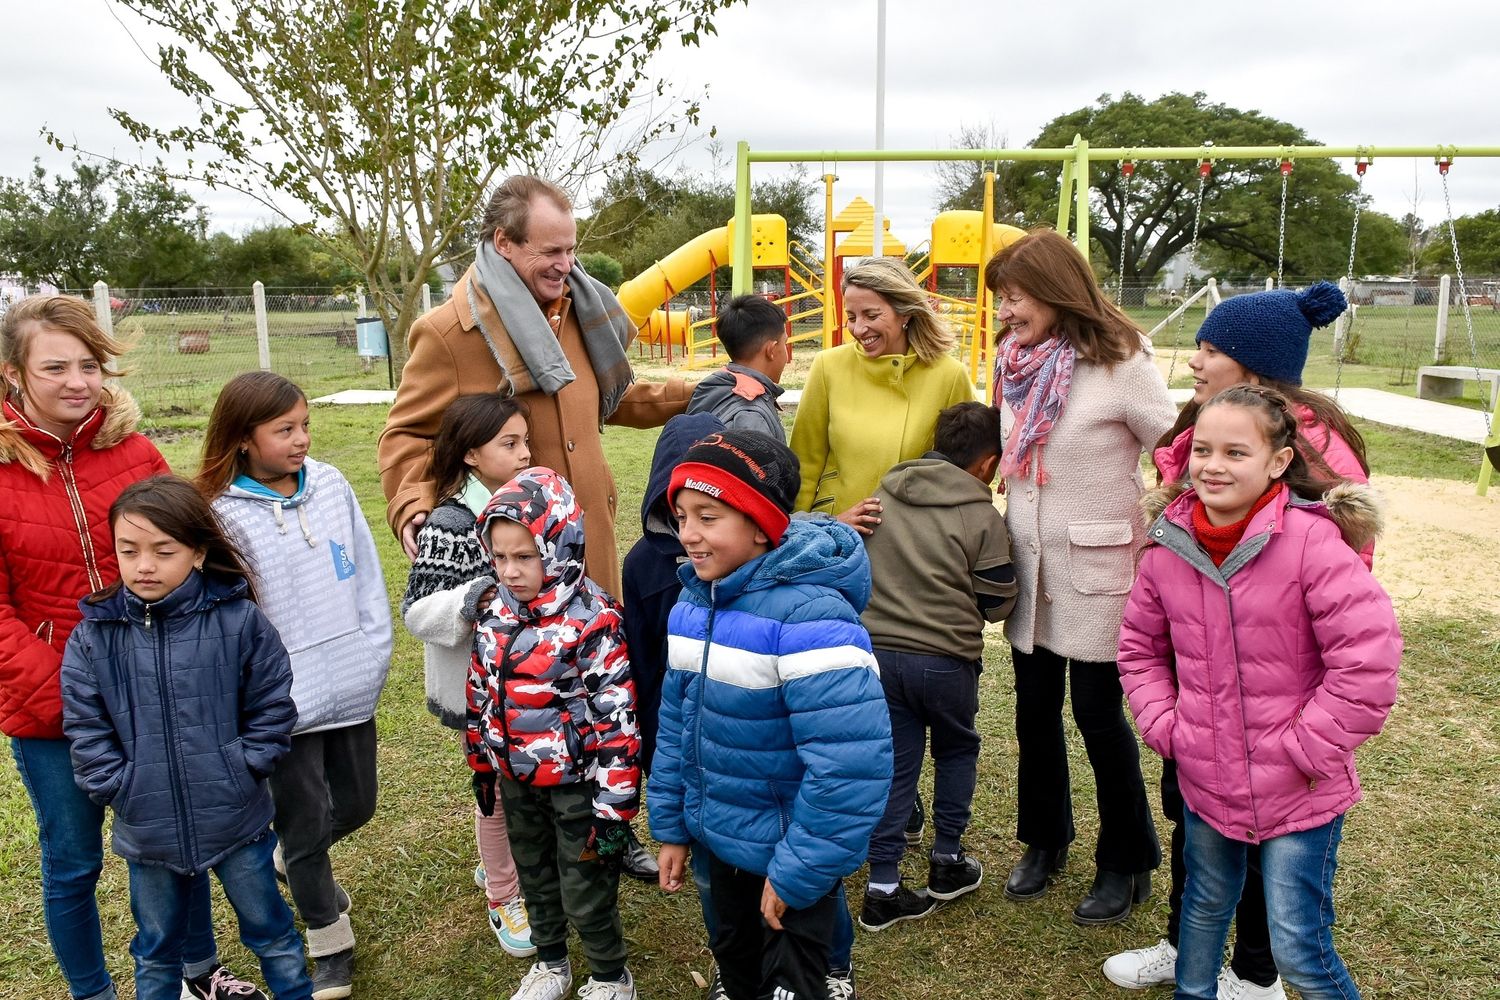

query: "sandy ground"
xmin=1369 ymin=474 xmax=1500 ymax=618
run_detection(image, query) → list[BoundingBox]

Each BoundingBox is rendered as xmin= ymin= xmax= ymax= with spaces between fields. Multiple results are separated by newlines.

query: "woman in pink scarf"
xmin=986 ymin=231 xmax=1175 ymax=926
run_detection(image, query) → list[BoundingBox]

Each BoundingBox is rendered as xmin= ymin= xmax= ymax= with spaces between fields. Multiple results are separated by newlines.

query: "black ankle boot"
xmin=1072 ymin=870 xmax=1151 ymax=925
xmin=1003 ymin=846 xmax=1067 ymax=901
xmin=619 ymin=823 xmax=660 ymax=884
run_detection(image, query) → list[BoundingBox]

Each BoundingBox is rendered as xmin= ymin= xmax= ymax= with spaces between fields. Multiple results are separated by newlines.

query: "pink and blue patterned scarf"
xmin=995 ymin=333 xmax=1075 ymax=484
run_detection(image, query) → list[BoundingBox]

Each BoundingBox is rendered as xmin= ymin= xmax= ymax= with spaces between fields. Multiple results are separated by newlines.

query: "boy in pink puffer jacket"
xmin=1118 ymin=384 xmax=1400 ymax=1000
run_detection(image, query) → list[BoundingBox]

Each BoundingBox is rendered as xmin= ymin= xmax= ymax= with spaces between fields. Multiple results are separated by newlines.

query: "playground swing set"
xmin=608 ymin=140 xmax=1500 ymax=493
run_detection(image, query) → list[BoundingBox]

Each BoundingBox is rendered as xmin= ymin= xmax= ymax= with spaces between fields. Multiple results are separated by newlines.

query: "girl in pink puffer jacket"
xmin=1118 ymin=385 xmax=1400 ymax=1000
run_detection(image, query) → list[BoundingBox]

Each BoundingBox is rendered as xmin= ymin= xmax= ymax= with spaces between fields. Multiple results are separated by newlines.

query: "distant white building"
xmin=1350 ymin=276 xmax=1416 ymax=306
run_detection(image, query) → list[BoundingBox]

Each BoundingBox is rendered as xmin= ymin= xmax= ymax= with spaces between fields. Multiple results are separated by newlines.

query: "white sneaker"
xmin=1217 ymin=967 xmax=1287 ymax=1000
xmin=489 ymin=897 xmax=536 ymax=958
xmin=510 ymin=960 xmax=572 ymax=1000
xmin=576 ymin=968 xmax=636 ymax=1000
xmin=1102 ymin=938 xmax=1177 ymax=989
xmin=475 ymin=864 xmax=487 ymax=890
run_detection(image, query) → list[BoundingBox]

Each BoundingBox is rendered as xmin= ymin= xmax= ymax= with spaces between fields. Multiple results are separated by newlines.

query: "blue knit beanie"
xmin=1194 ymin=281 xmax=1347 ymax=386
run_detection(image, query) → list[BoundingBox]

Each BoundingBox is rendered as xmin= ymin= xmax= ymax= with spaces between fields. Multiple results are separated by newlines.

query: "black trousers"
xmin=1011 ymin=645 xmax=1160 ymax=874
xmin=269 ymin=719 xmax=378 ymax=936
xmin=707 ymin=849 xmax=837 ymax=1000
xmin=1162 ymin=760 xmax=1279 ymax=987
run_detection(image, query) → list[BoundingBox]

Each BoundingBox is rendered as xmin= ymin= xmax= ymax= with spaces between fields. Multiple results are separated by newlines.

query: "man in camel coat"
xmin=378 ymin=175 xmax=690 ymax=600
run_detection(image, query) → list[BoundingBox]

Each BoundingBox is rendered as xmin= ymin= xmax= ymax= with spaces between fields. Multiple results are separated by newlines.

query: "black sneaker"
xmin=181 ymin=964 xmax=268 ymax=999
xmin=927 ymin=851 xmax=983 ymax=901
xmin=904 ymin=796 xmax=925 ymax=849
xmin=857 ymin=885 xmax=936 ymax=931
xmin=311 ymin=948 xmax=353 ymax=1000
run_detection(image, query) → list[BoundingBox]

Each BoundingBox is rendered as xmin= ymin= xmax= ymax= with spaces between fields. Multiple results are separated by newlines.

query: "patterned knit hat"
xmin=668 ymin=430 xmax=800 ymax=545
xmin=1194 ymin=281 xmax=1347 ymax=386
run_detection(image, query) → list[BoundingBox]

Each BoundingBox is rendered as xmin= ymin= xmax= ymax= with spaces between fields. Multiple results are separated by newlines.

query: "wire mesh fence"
xmin=1114 ymin=275 xmax=1500 ymax=394
xmin=55 ymin=285 xmax=447 ymax=418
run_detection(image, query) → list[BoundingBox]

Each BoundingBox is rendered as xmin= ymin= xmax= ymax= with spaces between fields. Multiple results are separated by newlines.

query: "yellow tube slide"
xmin=617 ymin=227 xmax=729 ymax=329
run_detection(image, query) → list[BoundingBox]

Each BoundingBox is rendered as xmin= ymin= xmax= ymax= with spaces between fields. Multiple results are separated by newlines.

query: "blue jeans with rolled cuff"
xmin=1177 ymin=808 xmax=1360 ymax=1000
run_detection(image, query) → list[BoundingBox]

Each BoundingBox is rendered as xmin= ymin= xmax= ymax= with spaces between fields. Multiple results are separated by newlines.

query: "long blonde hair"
xmin=843 ymin=258 xmax=955 ymax=364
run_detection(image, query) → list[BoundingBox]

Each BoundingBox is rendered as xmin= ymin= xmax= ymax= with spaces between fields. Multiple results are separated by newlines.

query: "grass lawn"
xmin=1 ymin=403 xmax=1496 ymax=998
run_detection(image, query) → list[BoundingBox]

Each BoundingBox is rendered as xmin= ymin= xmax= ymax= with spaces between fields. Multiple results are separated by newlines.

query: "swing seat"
xmin=1416 ymin=365 xmax=1500 ymax=408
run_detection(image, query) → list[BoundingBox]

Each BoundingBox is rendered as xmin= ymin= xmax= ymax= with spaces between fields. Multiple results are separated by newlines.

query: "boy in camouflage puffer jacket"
xmin=464 ymin=467 xmax=641 ymax=1000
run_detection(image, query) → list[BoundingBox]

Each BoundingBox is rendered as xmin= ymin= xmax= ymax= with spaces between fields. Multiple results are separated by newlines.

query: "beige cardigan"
xmin=1002 ymin=347 xmax=1175 ymax=662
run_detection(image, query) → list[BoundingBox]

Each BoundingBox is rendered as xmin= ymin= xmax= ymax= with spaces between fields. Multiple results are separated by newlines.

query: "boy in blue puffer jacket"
xmin=649 ymin=430 xmax=892 ymax=1000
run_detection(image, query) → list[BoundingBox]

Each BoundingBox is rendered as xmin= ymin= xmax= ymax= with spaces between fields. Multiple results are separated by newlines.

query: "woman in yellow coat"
xmin=790 ymin=258 xmax=975 ymax=529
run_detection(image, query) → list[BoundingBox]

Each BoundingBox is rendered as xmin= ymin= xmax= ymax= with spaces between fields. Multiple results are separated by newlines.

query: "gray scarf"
xmin=470 ymin=240 xmax=635 ymax=420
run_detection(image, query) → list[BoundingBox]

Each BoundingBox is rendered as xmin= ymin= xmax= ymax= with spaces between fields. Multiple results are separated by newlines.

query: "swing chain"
xmin=1116 ymin=160 xmax=1135 ymax=306
xmin=1276 ymin=159 xmax=1293 ymax=289
xmin=1166 ymin=159 xmax=1212 ymax=385
xmin=1332 ymin=160 xmax=1369 ymax=399
xmin=1438 ymin=158 xmax=1492 ymax=434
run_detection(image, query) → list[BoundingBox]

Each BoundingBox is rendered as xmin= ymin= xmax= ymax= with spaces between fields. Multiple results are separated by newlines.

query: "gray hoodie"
xmin=213 ymin=457 xmax=393 ymax=734
xmin=685 ymin=363 xmax=786 ymax=442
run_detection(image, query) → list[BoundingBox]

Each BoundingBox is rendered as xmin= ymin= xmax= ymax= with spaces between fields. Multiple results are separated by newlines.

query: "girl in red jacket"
xmin=1 ymin=296 xmax=259 ymax=1000
xmin=1118 ymin=385 xmax=1400 ymax=1000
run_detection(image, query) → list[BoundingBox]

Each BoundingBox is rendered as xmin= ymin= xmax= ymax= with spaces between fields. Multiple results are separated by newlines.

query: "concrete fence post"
xmin=421 ymin=283 xmax=432 ymax=315
xmin=253 ymin=281 xmax=271 ymax=370
xmin=92 ymin=281 xmax=113 ymax=336
xmin=1434 ymin=274 xmax=1452 ymax=363
xmin=1204 ymin=277 xmax=1218 ymax=316
xmin=1265 ymin=277 xmax=1274 ymax=291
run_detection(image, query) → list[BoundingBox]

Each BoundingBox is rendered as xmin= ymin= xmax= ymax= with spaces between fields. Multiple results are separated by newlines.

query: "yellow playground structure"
xmin=614 ymin=177 xmax=1025 ymax=381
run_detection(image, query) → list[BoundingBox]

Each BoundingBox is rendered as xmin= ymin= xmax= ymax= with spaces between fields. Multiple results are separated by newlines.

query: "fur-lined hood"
xmin=1142 ymin=479 xmax=1383 ymax=555
xmin=0 ymin=386 xmax=145 ymax=479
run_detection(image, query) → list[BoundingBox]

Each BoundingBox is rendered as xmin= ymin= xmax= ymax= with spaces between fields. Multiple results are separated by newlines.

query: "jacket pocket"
xmin=810 ymin=469 xmax=840 ymax=514
xmin=220 ymin=740 xmax=254 ymax=804
xmin=1065 ymin=520 xmax=1135 ymax=595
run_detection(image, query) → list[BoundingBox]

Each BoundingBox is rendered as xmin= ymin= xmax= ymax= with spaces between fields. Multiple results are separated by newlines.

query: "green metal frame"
xmin=730 ymin=140 xmax=1500 ymax=294
xmin=731 ymin=139 xmax=1500 ymax=492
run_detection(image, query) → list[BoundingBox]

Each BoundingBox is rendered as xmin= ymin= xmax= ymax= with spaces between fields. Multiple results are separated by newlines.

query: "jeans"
xmin=692 ymin=846 xmax=854 ymax=974
xmin=867 ymin=649 xmax=981 ymax=883
xmin=128 ymin=832 xmax=311 ymax=1000
xmin=1178 ymin=809 xmax=1360 ymax=1000
xmin=1010 ymin=646 xmax=1160 ymax=874
xmin=1162 ymin=760 xmax=1278 ymax=986
xmin=705 ymin=847 xmax=840 ymax=1000
xmin=269 ymin=720 xmax=378 ymax=937
xmin=12 ymin=737 xmax=218 ymax=1000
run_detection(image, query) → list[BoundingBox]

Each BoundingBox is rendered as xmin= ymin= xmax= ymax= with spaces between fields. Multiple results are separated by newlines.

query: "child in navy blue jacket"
xmin=61 ymin=475 xmax=309 ymax=1000
xmin=649 ymin=430 xmax=892 ymax=1000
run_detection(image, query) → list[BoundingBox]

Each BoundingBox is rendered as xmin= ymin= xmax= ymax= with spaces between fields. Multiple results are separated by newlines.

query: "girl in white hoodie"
xmin=198 ymin=372 xmax=392 ymax=1000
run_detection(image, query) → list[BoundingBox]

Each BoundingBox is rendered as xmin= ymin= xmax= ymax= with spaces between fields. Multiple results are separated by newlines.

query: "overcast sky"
xmin=4 ymin=0 xmax=1499 ymax=256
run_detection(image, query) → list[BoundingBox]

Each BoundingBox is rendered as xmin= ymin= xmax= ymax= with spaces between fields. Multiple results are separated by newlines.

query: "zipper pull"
xmin=144 ymin=605 xmax=153 ymax=630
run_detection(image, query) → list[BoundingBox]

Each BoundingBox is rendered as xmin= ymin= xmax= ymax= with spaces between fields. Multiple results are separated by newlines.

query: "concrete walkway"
xmin=311 ymin=385 xmax=1492 ymax=446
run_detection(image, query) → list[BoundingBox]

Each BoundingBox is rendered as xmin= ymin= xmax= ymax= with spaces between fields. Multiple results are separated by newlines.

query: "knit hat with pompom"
xmin=1194 ymin=281 xmax=1347 ymax=385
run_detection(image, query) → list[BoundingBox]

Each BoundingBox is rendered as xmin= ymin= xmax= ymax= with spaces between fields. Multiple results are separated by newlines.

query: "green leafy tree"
xmin=1418 ymin=208 xmax=1500 ymax=274
xmin=0 ymin=159 xmax=115 ymax=289
xmin=0 ymin=158 xmax=208 ymax=289
xmin=84 ymin=0 xmax=744 ymax=346
xmin=578 ymin=251 xmax=624 ymax=290
xmin=995 ymin=93 xmax=1403 ymax=297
